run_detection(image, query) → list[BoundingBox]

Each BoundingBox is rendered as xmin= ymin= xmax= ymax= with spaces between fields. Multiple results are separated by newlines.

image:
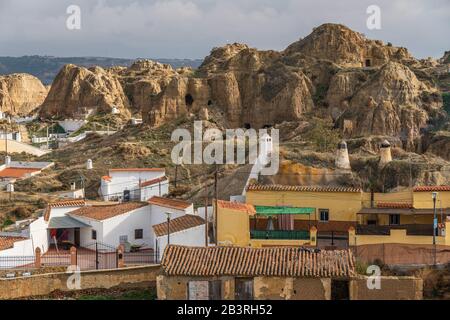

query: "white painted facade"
xmin=100 ymin=169 xmax=167 ymax=201
xmin=0 ymin=131 xmax=21 ymax=142
xmin=57 ymin=119 xmax=87 ymax=134
xmin=140 ymin=180 xmax=169 ymax=201
xmin=155 ymin=224 xmax=205 ymax=261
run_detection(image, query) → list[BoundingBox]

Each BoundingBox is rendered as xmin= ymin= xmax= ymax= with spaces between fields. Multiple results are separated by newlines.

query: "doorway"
xmin=331 ymin=279 xmax=350 ymax=300
xmin=74 ymin=228 xmax=80 ymax=246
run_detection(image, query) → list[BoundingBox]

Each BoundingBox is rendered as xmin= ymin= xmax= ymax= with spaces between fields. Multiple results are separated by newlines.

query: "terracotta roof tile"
xmin=377 ymin=202 xmax=414 ymax=209
xmin=69 ymin=202 xmax=148 ymax=221
xmin=109 ymin=168 xmax=165 ymax=173
xmin=140 ymin=176 xmax=168 ymax=188
xmin=161 ymin=245 xmax=355 ymax=278
xmin=148 ymin=196 xmax=192 ymax=210
xmin=44 ymin=199 xmax=86 ymax=221
xmin=413 ymin=186 xmax=450 ymax=192
xmin=0 ymin=236 xmax=26 ymax=251
xmin=153 ymin=215 xmax=205 ymax=237
xmin=217 ymin=200 xmax=256 ymax=215
xmin=0 ymin=167 xmax=41 ymax=178
xmin=247 ymin=184 xmax=361 ymax=193
xmin=101 ymin=175 xmax=112 ymax=182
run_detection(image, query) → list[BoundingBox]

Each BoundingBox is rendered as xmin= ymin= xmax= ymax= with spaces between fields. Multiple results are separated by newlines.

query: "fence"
xmin=0 ymin=242 xmax=158 ymax=271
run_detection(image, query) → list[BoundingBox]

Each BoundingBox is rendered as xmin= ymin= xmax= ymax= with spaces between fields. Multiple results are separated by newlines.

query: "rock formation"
xmin=0 ymin=73 xmax=48 ymax=116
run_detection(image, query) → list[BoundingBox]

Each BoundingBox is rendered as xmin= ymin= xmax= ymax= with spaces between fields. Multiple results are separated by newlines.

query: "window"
xmin=319 ymin=209 xmax=329 ymax=222
xmin=135 ymin=229 xmax=143 ymax=239
xmin=235 ymin=278 xmax=253 ymax=300
xmin=119 ymin=235 xmax=128 ymax=244
xmin=91 ymin=229 xmax=97 ymax=240
xmin=188 ymin=281 xmax=222 ymax=300
xmin=389 ymin=214 xmax=400 ymax=225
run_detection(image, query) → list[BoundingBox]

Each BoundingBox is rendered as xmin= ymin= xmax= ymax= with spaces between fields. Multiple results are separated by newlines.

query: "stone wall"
xmin=349 ymin=276 xmax=423 ymax=300
xmin=254 ymin=277 xmax=331 ymax=300
xmin=0 ymin=265 xmax=160 ymax=300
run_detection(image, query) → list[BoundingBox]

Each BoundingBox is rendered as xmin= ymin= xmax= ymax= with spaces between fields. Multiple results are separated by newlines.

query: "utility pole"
xmin=204 ymin=181 xmax=209 ymax=247
xmin=432 ymin=192 xmax=438 ymax=266
xmin=214 ymin=164 xmax=218 ymax=244
xmin=174 ymin=164 xmax=178 ymax=188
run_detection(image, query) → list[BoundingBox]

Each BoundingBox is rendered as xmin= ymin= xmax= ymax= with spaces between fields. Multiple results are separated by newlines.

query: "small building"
xmin=100 ymin=168 xmax=169 ymax=202
xmin=0 ymin=157 xmax=54 ymax=185
xmin=0 ymin=131 xmax=22 ymax=142
xmin=157 ymin=245 xmax=356 ymax=300
xmin=153 ymin=214 xmax=206 ymax=261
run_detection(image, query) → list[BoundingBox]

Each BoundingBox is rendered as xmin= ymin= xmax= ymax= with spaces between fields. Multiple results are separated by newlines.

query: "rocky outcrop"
xmin=0 ymin=73 xmax=48 ymax=115
xmin=40 ymin=64 xmax=130 ymax=119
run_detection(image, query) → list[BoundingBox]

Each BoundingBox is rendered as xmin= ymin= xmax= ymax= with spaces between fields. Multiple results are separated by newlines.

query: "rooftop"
xmin=148 ymin=196 xmax=192 ymax=210
xmin=153 ymin=214 xmax=205 ymax=237
xmin=376 ymin=202 xmax=414 ymax=209
xmin=69 ymin=202 xmax=148 ymax=221
xmin=217 ymin=200 xmax=256 ymax=215
xmin=140 ymin=176 xmax=168 ymax=188
xmin=161 ymin=245 xmax=355 ymax=278
xmin=44 ymin=199 xmax=86 ymax=221
xmin=246 ymin=184 xmax=362 ymax=193
xmin=413 ymin=186 xmax=450 ymax=192
xmin=0 ymin=236 xmax=26 ymax=251
xmin=0 ymin=167 xmax=41 ymax=179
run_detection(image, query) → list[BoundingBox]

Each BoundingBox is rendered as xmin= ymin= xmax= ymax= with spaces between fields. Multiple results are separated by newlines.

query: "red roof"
xmin=148 ymin=196 xmax=192 ymax=210
xmin=413 ymin=186 xmax=450 ymax=192
xmin=377 ymin=202 xmax=414 ymax=209
xmin=0 ymin=236 xmax=27 ymax=250
xmin=217 ymin=200 xmax=256 ymax=215
xmin=44 ymin=199 xmax=86 ymax=221
xmin=69 ymin=202 xmax=148 ymax=221
xmin=140 ymin=176 xmax=168 ymax=188
xmin=109 ymin=168 xmax=165 ymax=173
xmin=153 ymin=215 xmax=205 ymax=237
xmin=161 ymin=245 xmax=356 ymax=278
xmin=247 ymin=184 xmax=361 ymax=193
xmin=0 ymin=167 xmax=41 ymax=178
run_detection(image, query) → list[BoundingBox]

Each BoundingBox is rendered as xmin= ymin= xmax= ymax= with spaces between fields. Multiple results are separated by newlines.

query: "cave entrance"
xmin=207 ymin=100 xmax=213 ymax=106
xmin=365 ymin=59 xmax=372 ymax=67
xmin=262 ymin=124 xmax=273 ymax=129
xmin=185 ymin=94 xmax=194 ymax=107
xmin=244 ymin=123 xmax=251 ymax=129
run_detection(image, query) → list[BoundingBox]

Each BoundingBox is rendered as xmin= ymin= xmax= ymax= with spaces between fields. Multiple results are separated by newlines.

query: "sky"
xmin=0 ymin=0 xmax=448 ymax=60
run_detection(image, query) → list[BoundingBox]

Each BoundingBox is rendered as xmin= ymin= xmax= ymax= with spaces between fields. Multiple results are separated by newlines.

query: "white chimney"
xmin=335 ymin=140 xmax=351 ymax=170
xmin=70 ymin=182 xmax=76 ymax=191
xmin=86 ymin=159 xmax=93 ymax=170
xmin=379 ymin=140 xmax=392 ymax=166
xmin=6 ymin=183 xmax=14 ymax=193
xmin=5 ymin=155 xmax=11 ymax=166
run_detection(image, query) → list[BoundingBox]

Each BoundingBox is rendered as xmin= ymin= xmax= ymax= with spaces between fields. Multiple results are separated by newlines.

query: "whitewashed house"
xmin=153 ymin=214 xmax=205 ymax=261
xmin=100 ymin=168 xmax=169 ymax=202
xmin=1 ymin=196 xmax=204 ymax=264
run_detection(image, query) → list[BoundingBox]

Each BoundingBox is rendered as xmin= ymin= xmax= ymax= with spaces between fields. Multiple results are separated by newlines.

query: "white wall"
xmin=58 ymin=119 xmax=86 ymax=133
xmin=0 ymin=238 xmax=34 ymax=257
xmin=101 ymin=170 xmax=165 ymax=201
xmin=155 ymin=225 xmax=205 ymax=260
xmin=140 ymin=180 xmax=169 ymax=201
xmin=29 ymin=217 xmax=49 ymax=253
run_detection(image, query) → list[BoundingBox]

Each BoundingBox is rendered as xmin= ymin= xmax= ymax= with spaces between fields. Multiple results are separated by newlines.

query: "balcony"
xmin=250 ymin=230 xmax=310 ymax=240
xmin=356 ymin=224 xmax=434 ymax=236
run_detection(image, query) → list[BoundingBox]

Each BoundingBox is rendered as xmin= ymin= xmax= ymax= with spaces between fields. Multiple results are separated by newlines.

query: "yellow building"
xmin=216 ymin=184 xmax=450 ymax=248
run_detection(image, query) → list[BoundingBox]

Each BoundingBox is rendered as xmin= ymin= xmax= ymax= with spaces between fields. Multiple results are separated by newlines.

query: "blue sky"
xmin=0 ymin=0 xmax=448 ymax=59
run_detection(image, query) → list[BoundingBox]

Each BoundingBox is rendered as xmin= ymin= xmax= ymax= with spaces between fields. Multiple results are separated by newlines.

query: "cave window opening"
xmin=244 ymin=123 xmax=251 ymax=129
xmin=207 ymin=100 xmax=213 ymax=106
xmin=185 ymin=94 xmax=194 ymax=107
xmin=262 ymin=124 xmax=273 ymax=129
xmin=365 ymin=59 xmax=372 ymax=67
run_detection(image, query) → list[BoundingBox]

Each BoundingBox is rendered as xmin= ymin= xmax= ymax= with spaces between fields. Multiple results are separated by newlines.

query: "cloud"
xmin=0 ymin=0 xmax=448 ymax=59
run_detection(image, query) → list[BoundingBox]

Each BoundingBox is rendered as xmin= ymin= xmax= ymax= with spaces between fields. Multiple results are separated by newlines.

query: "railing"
xmin=356 ymin=224 xmax=435 ymax=236
xmin=250 ymin=230 xmax=310 ymax=240
xmin=0 ymin=256 xmax=35 ymax=270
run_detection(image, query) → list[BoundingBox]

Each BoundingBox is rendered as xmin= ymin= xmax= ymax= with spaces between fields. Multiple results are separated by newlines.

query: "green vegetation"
xmin=443 ymin=93 xmax=450 ymax=115
xmin=303 ymin=118 xmax=341 ymax=152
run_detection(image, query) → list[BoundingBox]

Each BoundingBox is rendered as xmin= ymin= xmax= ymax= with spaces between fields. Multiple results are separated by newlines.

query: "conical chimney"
xmin=335 ymin=140 xmax=351 ymax=170
xmin=379 ymin=140 xmax=392 ymax=166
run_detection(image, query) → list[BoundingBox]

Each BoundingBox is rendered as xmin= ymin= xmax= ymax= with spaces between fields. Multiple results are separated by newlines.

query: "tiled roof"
xmin=413 ymin=186 xmax=450 ymax=192
xmin=109 ymin=168 xmax=165 ymax=173
xmin=148 ymin=196 xmax=192 ymax=210
xmin=101 ymin=175 xmax=112 ymax=182
xmin=0 ymin=236 xmax=26 ymax=251
xmin=140 ymin=176 xmax=168 ymax=188
xmin=153 ymin=215 xmax=205 ymax=237
xmin=44 ymin=199 xmax=86 ymax=221
xmin=217 ymin=200 xmax=256 ymax=215
xmin=69 ymin=202 xmax=148 ymax=221
xmin=161 ymin=245 xmax=355 ymax=278
xmin=377 ymin=202 xmax=413 ymax=209
xmin=246 ymin=184 xmax=362 ymax=193
xmin=0 ymin=167 xmax=41 ymax=178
